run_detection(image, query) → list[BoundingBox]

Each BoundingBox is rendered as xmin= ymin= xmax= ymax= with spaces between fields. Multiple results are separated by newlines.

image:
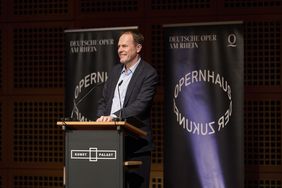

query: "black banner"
xmin=64 ymin=27 xmax=137 ymax=121
xmin=164 ymin=22 xmax=244 ymax=188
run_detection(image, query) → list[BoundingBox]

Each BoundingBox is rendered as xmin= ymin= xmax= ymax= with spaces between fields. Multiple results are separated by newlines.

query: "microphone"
xmin=116 ymin=80 xmax=124 ymax=121
xmin=69 ymin=82 xmax=104 ymax=120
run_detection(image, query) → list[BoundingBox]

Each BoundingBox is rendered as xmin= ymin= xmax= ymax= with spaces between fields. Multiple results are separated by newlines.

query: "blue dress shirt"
xmin=110 ymin=58 xmax=141 ymax=116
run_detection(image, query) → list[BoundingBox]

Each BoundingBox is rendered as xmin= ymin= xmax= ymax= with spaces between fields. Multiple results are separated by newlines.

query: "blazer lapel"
xmin=109 ymin=64 xmax=123 ymax=104
xmin=123 ymin=61 xmax=144 ymax=106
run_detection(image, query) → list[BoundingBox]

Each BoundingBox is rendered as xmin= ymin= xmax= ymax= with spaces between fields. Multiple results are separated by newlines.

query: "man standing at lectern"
xmin=96 ymin=30 xmax=159 ymax=188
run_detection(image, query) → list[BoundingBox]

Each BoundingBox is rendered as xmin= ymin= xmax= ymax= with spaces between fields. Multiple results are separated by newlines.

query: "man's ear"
xmin=136 ymin=44 xmax=142 ymax=53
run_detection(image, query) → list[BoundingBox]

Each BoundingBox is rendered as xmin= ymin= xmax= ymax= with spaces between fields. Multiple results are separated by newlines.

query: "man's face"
xmin=118 ymin=33 xmax=141 ymax=65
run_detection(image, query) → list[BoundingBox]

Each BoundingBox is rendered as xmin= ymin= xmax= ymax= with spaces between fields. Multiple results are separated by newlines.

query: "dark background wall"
xmin=0 ymin=0 xmax=281 ymax=187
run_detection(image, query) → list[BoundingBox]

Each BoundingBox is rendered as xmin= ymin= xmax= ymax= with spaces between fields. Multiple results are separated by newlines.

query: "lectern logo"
xmin=71 ymin=147 xmax=117 ymax=162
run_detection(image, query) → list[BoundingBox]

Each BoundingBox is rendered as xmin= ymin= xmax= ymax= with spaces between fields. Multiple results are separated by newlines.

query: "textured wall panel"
xmin=246 ymin=179 xmax=282 ymax=187
xmin=244 ymin=97 xmax=281 ymax=166
xmin=150 ymin=171 xmax=163 ymax=188
xmin=151 ymin=25 xmax=164 ymax=87
xmin=220 ymin=0 xmax=282 ymax=15
xmin=0 ymin=170 xmax=6 ymax=188
xmin=151 ymin=0 xmax=211 ymax=10
xmin=13 ymin=99 xmax=64 ymax=165
xmin=13 ymin=0 xmax=69 ymax=16
xmin=0 ymin=102 xmax=2 ymax=162
xmin=244 ymin=21 xmax=281 ymax=87
xmin=245 ymin=173 xmax=282 ymax=187
xmin=150 ymin=24 xmax=164 ymax=166
xmin=0 ymin=0 xmax=1 ymax=17
xmin=79 ymin=0 xmax=143 ymax=18
xmin=224 ymin=0 xmax=282 ymax=8
xmin=151 ymin=101 xmax=164 ymax=165
xmin=146 ymin=0 xmax=216 ymax=17
xmin=81 ymin=0 xmax=138 ymax=12
xmin=11 ymin=170 xmax=63 ymax=188
xmin=14 ymin=175 xmax=63 ymax=188
xmin=0 ymin=98 xmax=8 ymax=167
xmin=0 ymin=29 xmax=2 ymax=89
xmin=8 ymin=0 xmax=73 ymax=21
xmin=13 ymin=26 xmax=65 ymax=90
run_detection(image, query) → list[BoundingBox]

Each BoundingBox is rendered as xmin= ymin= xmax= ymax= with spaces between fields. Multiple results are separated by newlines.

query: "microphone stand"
xmin=116 ymin=80 xmax=124 ymax=121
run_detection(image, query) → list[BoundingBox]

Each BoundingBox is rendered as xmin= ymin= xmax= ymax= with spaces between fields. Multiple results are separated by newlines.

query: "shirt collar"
xmin=121 ymin=58 xmax=141 ymax=75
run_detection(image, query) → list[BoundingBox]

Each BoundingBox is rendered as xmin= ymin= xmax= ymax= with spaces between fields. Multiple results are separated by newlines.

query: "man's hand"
xmin=96 ymin=116 xmax=113 ymax=122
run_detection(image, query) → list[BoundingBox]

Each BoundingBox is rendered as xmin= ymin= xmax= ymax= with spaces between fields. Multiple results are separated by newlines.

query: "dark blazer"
xmin=97 ymin=59 xmax=158 ymax=152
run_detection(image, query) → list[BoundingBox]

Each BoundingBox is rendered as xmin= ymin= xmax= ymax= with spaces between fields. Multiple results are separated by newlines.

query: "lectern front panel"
xmin=65 ymin=129 xmax=124 ymax=188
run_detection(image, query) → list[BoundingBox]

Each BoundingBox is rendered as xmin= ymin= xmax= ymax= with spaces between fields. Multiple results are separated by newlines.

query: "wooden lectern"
xmin=57 ymin=121 xmax=147 ymax=188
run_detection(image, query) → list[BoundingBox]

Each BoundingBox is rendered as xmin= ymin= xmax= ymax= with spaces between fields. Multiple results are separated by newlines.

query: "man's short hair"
xmin=120 ymin=30 xmax=144 ymax=45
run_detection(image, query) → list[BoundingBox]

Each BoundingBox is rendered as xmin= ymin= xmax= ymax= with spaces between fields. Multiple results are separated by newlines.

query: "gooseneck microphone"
xmin=117 ymin=80 xmax=123 ymax=121
xmin=70 ymin=82 xmax=104 ymax=120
